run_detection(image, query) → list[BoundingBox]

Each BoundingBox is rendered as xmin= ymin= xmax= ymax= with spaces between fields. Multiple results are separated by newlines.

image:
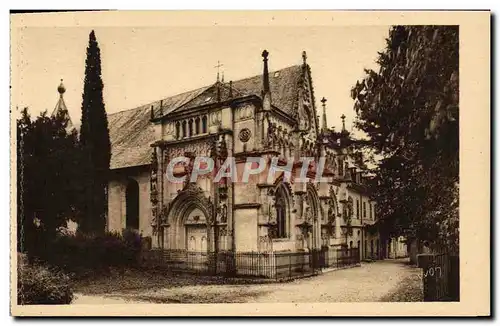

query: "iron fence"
xmin=141 ymin=247 xmax=360 ymax=280
xmin=320 ymin=246 xmax=361 ymax=269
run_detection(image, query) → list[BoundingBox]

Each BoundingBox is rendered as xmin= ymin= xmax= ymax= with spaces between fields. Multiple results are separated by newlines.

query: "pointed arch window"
xmin=182 ymin=121 xmax=187 ymax=138
xmin=201 ymin=116 xmax=208 ymax=133
xmin=195 ymin=117 xmax=200 ymax=135
xmin=274 ymin=186 xmax=288 ymax=239
xmin=188 ymin=119 xmax=193 ymax=137
xmin=338 ymin=158 xmax=344 ymax=176
xmin=175 ymin=121 xmax=180 ymax=139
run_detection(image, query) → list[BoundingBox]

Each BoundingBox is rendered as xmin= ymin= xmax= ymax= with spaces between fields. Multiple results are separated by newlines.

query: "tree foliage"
xmin=351 ymin=26 xmax=459 ymax=252
xmin=17 ymin=107 xmax=81 ymax=253
xmin=79 ymin=30 xmax=111 ymax=234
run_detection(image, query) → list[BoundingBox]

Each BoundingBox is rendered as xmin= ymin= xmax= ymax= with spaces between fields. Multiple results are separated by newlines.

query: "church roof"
xmin=170 ymin=65 xmax=302 ymax=116
xmin=108 ymin=64 xmax=303 ymax=170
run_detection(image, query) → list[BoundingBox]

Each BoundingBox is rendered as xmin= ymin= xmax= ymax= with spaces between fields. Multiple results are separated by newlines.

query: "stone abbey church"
xmin=56 ymin=50 xmax=407 ymax=261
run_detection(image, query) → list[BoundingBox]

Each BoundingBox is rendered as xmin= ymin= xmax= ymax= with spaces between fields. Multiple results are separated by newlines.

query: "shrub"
xmin=17 ymin=254 xmax=73 ymax=304
xmin=35 ymin=229 xmax=143 ymax=275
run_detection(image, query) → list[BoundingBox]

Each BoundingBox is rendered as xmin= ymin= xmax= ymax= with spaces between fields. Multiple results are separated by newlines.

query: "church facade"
xmin=105 ymin=50 xmax=390 ymax=261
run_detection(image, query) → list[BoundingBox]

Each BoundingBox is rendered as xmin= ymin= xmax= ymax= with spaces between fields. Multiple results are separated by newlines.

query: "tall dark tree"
xmin=17 ymin=107 xmax=81 ymax=254
xmin=79 ymin=30 xmax=111 ymax=234
xmin=351 ymin=26 xmax=459 ymax=253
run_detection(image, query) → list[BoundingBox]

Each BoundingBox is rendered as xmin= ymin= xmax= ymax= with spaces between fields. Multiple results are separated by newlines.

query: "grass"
xmin=72 ymin=267 xmax=277 ymax=303
xmin=72 ymin=267 xmax=273 ymax=296
xmin=379 ymin=269 xmax=424 ymax=302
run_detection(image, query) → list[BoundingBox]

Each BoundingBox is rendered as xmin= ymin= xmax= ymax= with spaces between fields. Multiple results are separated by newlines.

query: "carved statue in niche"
xmin=217 ymin=202 xmax=228 ymax=223
xmin=206 ymin=196 xmax=215 ymax=225
xmin=159 ymin=203 xmax=170 ymax=225
xmin=151 ymin=208 xmax=158 ymax=231
xmin=299 ymin=193 xmax=308 ymax=219
xmin=150 ymin=150 xmax=159 ymax=230
xmin=150 ymin=151 xmax=158 ymax=191
xmin=266 ymin=117 xmax=276 ymax=149
xmin=182 ymin=152 xmax=195 ymax=187
xmin=304 ymin=206 xmax=312 ymax=223
xmin=327 ymin=200 xmax=335 ymax=224
xmin=268 ymin=199 xmax=276 ymax=224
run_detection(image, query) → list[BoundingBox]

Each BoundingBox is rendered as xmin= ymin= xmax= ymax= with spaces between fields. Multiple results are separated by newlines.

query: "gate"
xmin=418 ymin=253 xmax=459 ymax=301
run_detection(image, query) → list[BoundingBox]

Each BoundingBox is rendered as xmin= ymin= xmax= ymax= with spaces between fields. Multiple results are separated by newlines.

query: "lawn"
xmin=379 ymin=266 xmax=424 ymax=302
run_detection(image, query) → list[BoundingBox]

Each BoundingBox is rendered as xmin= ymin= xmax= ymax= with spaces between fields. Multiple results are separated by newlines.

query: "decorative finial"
xmin=302 ymin=51 xmax=307 ymax=65
xmin=262 ymin=49 xmax=269 ymax=60
xmin=262 ymin=49 xmax=270 ymax=95
xmin=321 ymin=97 xmax=327 ymax=107
xmin=341 ymin=114 xmax=346 ymax=131
xmin=57 ymin=78 xmax=66 ymax=95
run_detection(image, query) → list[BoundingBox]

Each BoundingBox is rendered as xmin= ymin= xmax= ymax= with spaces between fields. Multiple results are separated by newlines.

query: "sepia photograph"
xmin=10 ymin=10 xmax=490 ymax=317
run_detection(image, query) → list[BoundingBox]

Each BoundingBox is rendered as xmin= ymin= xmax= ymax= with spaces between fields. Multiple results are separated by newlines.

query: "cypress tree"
xmin=79 ymin=30 xmax=111 ymax=234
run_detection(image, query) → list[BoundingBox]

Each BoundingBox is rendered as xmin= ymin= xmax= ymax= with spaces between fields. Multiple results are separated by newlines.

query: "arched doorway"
xmin=183 ymin=206 xmax=208 ymax=252
xmin=125 ymin=179 xmax=139 ymax=229
xmin=165 ymin=184 xmax=214 ymax=252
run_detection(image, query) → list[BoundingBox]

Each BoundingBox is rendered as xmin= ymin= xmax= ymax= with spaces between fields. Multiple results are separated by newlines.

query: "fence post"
xmin=418 ymin=254 xmax=438 ymax=301
xmin=449 ymin=255 xmax=460 ymax=301
xmin=275 ymin=253 xmax=278 ymax=281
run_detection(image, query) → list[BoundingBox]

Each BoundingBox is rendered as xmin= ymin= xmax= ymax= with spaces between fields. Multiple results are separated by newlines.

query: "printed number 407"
xmin=424 ymin=266 xmax=442 ymax=278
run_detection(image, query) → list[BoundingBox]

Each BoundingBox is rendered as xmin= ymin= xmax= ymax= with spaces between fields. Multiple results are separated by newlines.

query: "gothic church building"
xmin=105 ymin=50 xmax=389 ymax=260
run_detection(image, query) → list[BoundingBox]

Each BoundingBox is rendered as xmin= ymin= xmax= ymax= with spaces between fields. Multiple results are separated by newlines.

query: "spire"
xmin=262 ymin=50 xmax=270 ymax=94
xmin=52 ymin=79 xmax=74 ymax=131
xmin=302 ymin=51 xmax=307 ymax=66
xmin=321 ymin=97 xmax=328 ymax=133
xmin=341 ymin=114 xmax=347 ymax=132
xmin=221 ymin=71 xmax=225 ymax=83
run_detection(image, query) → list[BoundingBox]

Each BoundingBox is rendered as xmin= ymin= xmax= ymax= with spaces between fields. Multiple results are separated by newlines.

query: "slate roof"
xmin=108 ymin=64 xmax=303 ymax=170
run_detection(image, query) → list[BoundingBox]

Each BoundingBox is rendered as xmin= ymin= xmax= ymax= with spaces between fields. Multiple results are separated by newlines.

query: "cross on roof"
xmin=214 ymin=60 xmax=224 ymax=82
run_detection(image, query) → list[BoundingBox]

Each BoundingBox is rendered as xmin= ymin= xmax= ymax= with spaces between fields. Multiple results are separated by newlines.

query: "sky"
xmin=12 ymin=25 xmax=389 ymax=133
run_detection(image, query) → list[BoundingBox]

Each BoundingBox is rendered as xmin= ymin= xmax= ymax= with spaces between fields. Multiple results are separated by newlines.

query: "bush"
xmin=18 ymin=254 xmax=73 ymax=304
xmin=36 ymin=229 xmax=143 ymax=275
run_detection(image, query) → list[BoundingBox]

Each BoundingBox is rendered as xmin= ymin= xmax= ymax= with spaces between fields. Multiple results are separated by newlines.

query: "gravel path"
xmin=73 ymin=258 xmax=421 ymax=304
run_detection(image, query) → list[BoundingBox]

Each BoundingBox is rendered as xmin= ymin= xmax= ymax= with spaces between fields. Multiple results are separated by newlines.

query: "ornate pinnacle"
xmin=262 ymin=49 xmax=269 ymax=60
